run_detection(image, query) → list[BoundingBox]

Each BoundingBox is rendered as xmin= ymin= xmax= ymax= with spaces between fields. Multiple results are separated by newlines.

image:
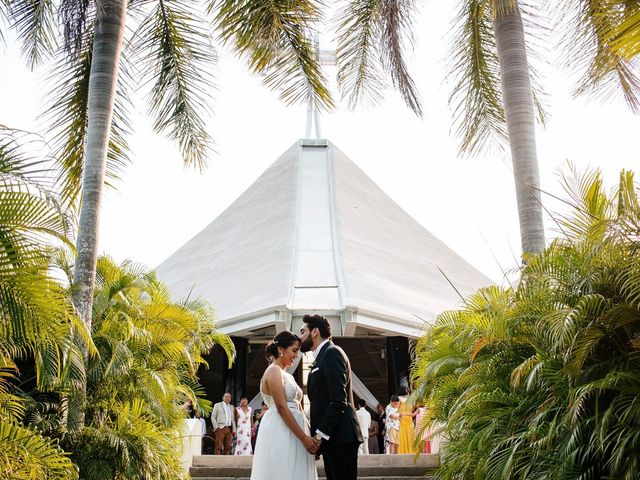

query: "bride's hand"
xmin=302 ymin=435 xmax=320 ymax=454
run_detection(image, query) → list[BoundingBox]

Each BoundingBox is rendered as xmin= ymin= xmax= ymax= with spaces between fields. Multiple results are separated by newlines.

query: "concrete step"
xmin=192 ymin=477 xmax=428 ymax=480
xmin=191 ymin=467 xmax=432 ymax=476
xmin=190 ymin=454 xmax=438 ymax=478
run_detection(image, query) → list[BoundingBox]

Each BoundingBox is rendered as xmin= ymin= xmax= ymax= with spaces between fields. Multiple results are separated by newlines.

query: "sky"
xmin=1 ymin=1 xmax=639 ymax=286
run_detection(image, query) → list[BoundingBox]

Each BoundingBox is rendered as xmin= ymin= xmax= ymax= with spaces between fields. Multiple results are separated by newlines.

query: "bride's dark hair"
xmin=265 ymin=331 xmax=300 ymax=360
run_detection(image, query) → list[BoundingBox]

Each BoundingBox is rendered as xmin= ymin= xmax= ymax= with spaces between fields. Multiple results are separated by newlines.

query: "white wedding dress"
xmin=250 ymin=370 xmax=318 ymax=480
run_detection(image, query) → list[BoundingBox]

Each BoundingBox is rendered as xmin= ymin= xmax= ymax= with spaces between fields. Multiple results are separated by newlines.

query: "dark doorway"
xmin=333 ymin=338 xmax=388 ymax=406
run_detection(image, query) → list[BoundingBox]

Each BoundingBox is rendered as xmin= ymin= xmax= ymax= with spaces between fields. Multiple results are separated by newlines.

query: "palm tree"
xmin=492 ymin=1 xmax=544 ymax=256
xmin=333 ymin=0 xmax=547 ymax=257
xmin=334 ymin=0 xmax=640 ymax=259
xmin=0 ymin=125 xmax=233 ymax=477
xmin=4 ymin=0 xmax=329 ymax=428
xmin=411 ymin=166 xmax=640 ymax=479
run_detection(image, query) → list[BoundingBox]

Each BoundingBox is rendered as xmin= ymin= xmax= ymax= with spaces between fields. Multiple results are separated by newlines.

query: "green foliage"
xmin=0 ymin=129 xmax=234 ymax=479
xmin=412 ymin=167 xmax=640 ymax=479
xmin=558 ymin=0 xmax=640 ymax=113
xmin=334 ymin=0 xmax=423 ymax=116
xmin=213 ymin=0 xmax=334 ymax=111
xmin=57 ymin=255 xmax=234 ymax=479
xmin=0 ymin=421 xmax=77 ymax=480
xmin=0 ymin=127 xmax=79 ymax=478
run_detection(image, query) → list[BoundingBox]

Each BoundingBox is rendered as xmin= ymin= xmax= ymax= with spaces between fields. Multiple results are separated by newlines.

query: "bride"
xmin=250 ymin=331 xmax=318 ymax=480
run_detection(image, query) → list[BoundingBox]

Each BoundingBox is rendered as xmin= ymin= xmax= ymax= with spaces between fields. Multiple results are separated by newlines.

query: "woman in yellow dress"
xmin=397 ymin=386 xmax=417 ymax=454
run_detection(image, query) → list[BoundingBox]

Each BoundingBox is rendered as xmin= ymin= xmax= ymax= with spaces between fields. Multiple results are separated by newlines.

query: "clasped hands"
xmin=302 ymin=435 xmax=321 ymax=454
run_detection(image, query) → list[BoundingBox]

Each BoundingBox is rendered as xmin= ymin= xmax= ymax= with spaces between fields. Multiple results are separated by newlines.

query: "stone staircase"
xmin=189 ymin=453 xmax=438 ymax=479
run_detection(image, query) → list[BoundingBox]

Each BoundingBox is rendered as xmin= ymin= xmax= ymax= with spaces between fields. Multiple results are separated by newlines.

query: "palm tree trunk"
xmin=493 ymin=0 xmax=545 ymax=257
xmin=69 ymin=0 xmax=127 ymax=431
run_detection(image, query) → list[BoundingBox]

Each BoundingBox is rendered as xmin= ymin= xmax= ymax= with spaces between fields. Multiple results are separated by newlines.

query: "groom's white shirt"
xmin=312 ymin=339 xmax=331 ymax=440
xmin=313 ymin=339 xmax=330 ymax=359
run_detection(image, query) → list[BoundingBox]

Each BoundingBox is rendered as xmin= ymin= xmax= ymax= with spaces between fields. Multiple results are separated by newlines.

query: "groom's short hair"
xmin=302 ymin=314 xmax=331 ymax=339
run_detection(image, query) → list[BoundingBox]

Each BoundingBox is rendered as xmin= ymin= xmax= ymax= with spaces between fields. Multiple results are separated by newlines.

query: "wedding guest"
xmin=355 ymin=399 xmax=371 ymax=455
xmin=234 ymin=396 xmax=253 ymax=455
xmin=211 ymin=392 xmax=236 ymax=454
xmin=252 ymin=401 xmax=268 ymax=451
xmin=194 ymin=410 xmax=207 ymax=454
xmin=195 ymin=410 xmax=207 ymax=435
xmin=368 ymin=416 xmax=379 ymax=454
xmin=414 ymin=404 xmax=431 ymax=453
xmin=398 ymin=386 xmax=417 ymax=454
xmin=385 ymin=396 xmax=400 ymax=454
xmin=376 ymin=403 xmax=386 ymax=454
xmin=181 ymin=398 xmax=195 ymax=418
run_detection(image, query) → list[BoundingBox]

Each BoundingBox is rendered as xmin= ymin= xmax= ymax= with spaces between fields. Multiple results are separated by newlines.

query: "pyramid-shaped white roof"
xmin=156 ymin=140 xmax=492 ymax=337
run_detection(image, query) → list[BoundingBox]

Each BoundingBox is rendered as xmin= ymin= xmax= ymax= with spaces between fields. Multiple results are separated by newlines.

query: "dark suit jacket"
xmin=307 ymin=341 xmax=363 ymax=450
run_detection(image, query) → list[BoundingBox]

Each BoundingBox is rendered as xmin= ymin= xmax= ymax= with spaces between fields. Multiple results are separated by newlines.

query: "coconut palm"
xmin=335 ymin=0 xmax=640 ymax=259
xmin=411 ymin=166 xmax=640 ymax=479
xmin=333 ymin=0 xmax=547 ymax=256
xmin=3 ymin=0 xmax=329 ymax=428
xmin=3 ymin=0 xmax=333 ymax=303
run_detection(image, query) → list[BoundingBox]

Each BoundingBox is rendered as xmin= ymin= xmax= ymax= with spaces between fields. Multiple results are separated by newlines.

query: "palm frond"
xmin=6 ymin=0 xmax=57 ymax=68
xmin=0 ymin=421 xmax=77 ymax=479
xmin=559 ymin=0 xmax=640 ymax=113
xmin=377 ymin=0 xmax=422 ymax=116
xmin=132 ymin=0 xmax=216 ymax=170
xmin=212 ymin=0 xmax=333 ymax=110
xmin=58 ymin=0 xmax=92 ymax=56
xmin=335 ymin=0 xmax=422 ymax=116
xmin=449 ymin=0 xmax=508 ymax=157
xmin=335 ymin=0 xmax=385 ymax=110
xmin=45 ymin=31 xmax=132 ymax=206
xmin=607 ymin=7 xmax=640 ymax=59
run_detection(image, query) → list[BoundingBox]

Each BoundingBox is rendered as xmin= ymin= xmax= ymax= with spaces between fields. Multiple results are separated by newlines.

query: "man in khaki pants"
xmin=211 ymin=392 xmax=236 ymax=454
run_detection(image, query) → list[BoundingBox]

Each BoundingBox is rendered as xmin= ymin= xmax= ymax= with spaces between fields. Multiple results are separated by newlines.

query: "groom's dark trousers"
xmin=307 ymin=341 xmax=363 ymax=480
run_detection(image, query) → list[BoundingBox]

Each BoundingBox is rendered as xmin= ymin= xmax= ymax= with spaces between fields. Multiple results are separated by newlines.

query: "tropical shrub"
xmin=55 ymin=255 xmax=234 ymax=479
xmin=412 ymin=167 xmax=640 ymax=479
xmin=0 ymin=127 xmax=234 ymax=478
xmin=0 ymin=127 xmax=78 ymax=478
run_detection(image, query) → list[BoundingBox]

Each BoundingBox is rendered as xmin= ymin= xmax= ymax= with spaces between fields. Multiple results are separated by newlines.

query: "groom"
xmin=300 ymin=314 xmax=363 ymax=480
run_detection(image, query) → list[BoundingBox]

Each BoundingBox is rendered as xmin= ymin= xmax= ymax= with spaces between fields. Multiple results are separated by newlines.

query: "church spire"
xmin=304 ymin=32 xmax=335 ymax=139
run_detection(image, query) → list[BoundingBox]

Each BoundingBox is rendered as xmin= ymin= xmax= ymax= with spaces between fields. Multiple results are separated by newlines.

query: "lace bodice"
xmin=261 ymin=369 xmax=303 ymax=409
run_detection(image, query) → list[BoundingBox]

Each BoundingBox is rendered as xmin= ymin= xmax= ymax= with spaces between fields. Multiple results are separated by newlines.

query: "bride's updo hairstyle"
xmin=265 ymin=331 xmax=300 ymax=360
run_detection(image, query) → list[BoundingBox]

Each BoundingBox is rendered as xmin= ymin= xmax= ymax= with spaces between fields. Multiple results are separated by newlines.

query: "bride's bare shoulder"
xmin=263 ymin=364 xmax=282 ymax=378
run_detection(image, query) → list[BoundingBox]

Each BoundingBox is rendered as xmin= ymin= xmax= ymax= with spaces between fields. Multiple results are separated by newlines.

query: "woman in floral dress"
xmin=234 ymin=396 xmax=253 ymax=455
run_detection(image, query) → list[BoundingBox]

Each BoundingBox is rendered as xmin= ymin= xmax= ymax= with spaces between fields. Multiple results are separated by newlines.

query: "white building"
xmin=156 ymin=139 xmax=491 ymax=408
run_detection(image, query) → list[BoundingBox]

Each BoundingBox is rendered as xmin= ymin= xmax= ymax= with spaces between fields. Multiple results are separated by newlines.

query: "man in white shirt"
xmin=355 ymin=399 xmax=371 ymax=455
xmin=211 ymin=392 xmax=236 ymax=454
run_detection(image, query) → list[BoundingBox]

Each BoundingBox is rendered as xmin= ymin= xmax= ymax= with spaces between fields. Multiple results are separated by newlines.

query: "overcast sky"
xmin=1 ymin=1 xmax=639 ymax=286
